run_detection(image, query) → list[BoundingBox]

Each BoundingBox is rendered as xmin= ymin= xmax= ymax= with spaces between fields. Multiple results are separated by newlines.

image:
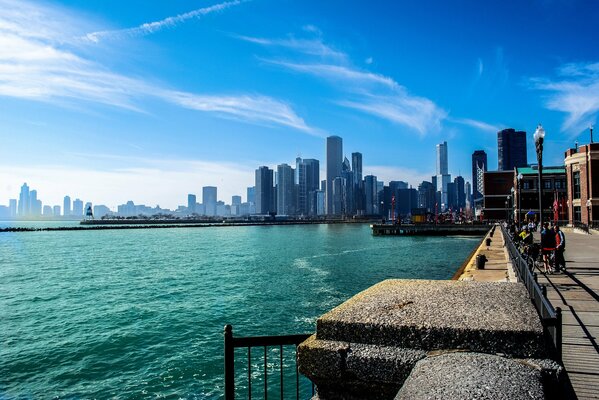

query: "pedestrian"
xmin=540 ymin=222 xmax=557 ymax=274
xmin=555 ymin=225 xmax=566 ymax=272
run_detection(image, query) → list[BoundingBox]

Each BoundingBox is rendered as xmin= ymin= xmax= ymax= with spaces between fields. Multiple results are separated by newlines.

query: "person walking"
xmin=555 ymin=225 xmax=566 ymax=272
xmin=540 ymin=222 xmax=557 ymax=274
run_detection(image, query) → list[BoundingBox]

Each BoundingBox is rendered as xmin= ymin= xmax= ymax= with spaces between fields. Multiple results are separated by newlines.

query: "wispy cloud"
xmin=239 ymin=31 xmax=448 ymax=135
xmin=236 ymin=35 xmax=347 ymax=61
xmin=530 ymin=61 xmax=599 ymax=134
xmin=85 ymin=0 xmax=245 ymax=43
xmin=0 ymin=0 xmax=319 ymax=135
xmin=449 ymin=117 xmax=501 ymax=133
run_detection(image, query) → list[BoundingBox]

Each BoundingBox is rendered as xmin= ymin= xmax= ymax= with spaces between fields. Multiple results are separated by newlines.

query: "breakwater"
xmin=371 ymin=223 xmax=490 ymax=236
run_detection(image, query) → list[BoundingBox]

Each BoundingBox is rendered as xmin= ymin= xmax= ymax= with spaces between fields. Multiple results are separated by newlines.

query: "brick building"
xmin=565 ymin=143 xmax=599 ymax=225
xmin=513 ymin=166 xmax=567 ymax=226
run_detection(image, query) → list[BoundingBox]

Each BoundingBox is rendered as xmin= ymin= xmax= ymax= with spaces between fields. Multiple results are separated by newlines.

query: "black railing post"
xmin=556 ymin=307 xmax=563 ymax=362
xmin=224 ymin=325 xmax=235 ymax=400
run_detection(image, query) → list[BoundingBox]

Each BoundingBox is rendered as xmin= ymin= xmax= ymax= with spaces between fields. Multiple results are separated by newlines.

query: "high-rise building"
xmin=435 ymin=142 xmax=451 ymax=210
xmin=42 ymin=205 xmax=52 ymax=216
xmin=202 ymin=187 xmax=217 ymax=216
xmin=53 ymin=205 xmax=61 ymax=216
xmin=276 ymin=163 xmax=295 ymax=215
xmin=29 ymin=189 xmax=41 ymax=216
xmin=352 ymin=152 xmax=364 ymax=214
xmin=341 ymin=157 xmax=355 ymax=215
xmin=247 ymin=187 xmax=255 ymax=204
xmin=418 ymin=181 xmax=436 ymax=212
xmin=471 ymin=150 xmax=488 ymax=205
xmin=18 ymin=183 xmax=30 ymax=216
xmin=364 ymin=175 xmax=378 ymax=215
xmin=9 ymin=199 xmax=17 ymax=217
xmin=297 ymin=158 xmax=320 ymax=216
xmin=232 ymin=195 xmax=242 ymax=206
xmin=497 ymin=128 xmax=527 ymax=171
xmin=72 ymin=198 xmax=84 ymax=217
xmin=326 ymin=135 xmax=343 ymax=215
xmin=465 ymin=182 xmax=472 ymax=207
xmin=332 ymin=176 xmax=346 ymax=216
xmin=187 ymin=194 xmax=197 ymax=214
xmin=454 ymin=176 xmax=466 ymax=209
xmin=352 ymin=152 xmax=363 ymax=183
xmin=63 ymin=196 xmax=71 ymax=216
xmin=255 ymin=166 xmax=274 ymax=215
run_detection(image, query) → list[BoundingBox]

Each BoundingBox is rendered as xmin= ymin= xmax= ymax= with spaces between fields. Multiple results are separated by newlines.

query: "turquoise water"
xmin=0 ymin=224 xmax=479 ymax=399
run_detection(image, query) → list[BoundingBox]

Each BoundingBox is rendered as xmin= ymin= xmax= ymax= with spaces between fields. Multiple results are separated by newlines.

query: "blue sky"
xmin=1 ymin=0 xmax=599 ymax=209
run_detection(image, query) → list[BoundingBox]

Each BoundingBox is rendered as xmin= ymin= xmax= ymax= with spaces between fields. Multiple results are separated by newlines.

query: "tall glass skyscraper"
xmin=326 ymin=136 xmax=343 ymax=215
xmin=202 ymin=186 xmax=217 ymax=216
xmin=497 ymin=128 xmax=527 ymax=171
xmin=471 ymin=150 xmax=487 ymax=205
xmin=436 ymin=141 xmax=451 ymax=210
xmin=63 ymin=195 xmax=71 ymax=217
xmin=255 ymin=166 xmax=274 ymax=215
xmin=276 ymin=163 xmax=295 ymax=216
xmin=18 ymin=183 xmax=30 ymax=216
xmin=297 ymin=158 xmax=319 ymax=216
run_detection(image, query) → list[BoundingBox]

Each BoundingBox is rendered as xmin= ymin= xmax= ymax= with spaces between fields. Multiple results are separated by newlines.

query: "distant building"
xmin=63 ymin=196 xmax=71 ymax=217
xmin=565 ymin=142 xmax=598 ymax=225
xmin=471 ymin=150 xmax=487 ymax=206
xmin=9 ymin=199 xmax=17 ymax=217
xmin=436 ymin=141 xmax=451 ymax=210
xmin=332 ymin=176 xmax=346 ymax=216
xmin=232 ymin=195 xmax=242 ymax=206
xmin=514 ymin=166 xmax=567 ymax=225
xmin=255 ymin=166 xmax=274 ymax=215
xmin=203 ymin=186 xmax=217 ymax=216
xmin=42 ymin=205 xmax=53 ymax=216
xmin=247 ymin=187 xmax=255 ymax=204
xmin=454 ymin=176 xmax=466 ymax=209
xmin=297 ymin=158 xmax=319 ymax=216
xmin=364 ymin=175 xmax=378 ymax=215
xmin=465 ymin=182 xmax=472 ymax=208
xmin=93 ymin=205 xmax=112 ymax=218
xmin=352 ymin=152 xmax=364 ymax=214
xmin=18 ymin=183 xmax=30 ymax=216
xmin=277 ymin=163 xmax=296 ymax=215
xmin=418 ymin=181 xmax=436 ymax=212
xmin=29 ymin=190 xmax=41 ymax=216
xmin=498 ymin=128 xmax=527 ymax=171
xmin=187 ymin=194 xmax=197 ymax=214
xmin=326 ymin=136 xmax=343 ymax=215
xmin=72 ymin=199 xmax=84 ymax=217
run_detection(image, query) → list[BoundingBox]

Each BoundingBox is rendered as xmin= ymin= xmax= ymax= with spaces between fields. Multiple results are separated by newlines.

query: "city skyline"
xmin=2 ymin=1 xmax=599 ymax=208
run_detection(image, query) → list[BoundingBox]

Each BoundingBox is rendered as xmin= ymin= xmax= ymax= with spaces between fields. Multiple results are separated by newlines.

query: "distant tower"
xmin=18 ymin=183 xmax=30 ymax=217
xmin=436 ymin=142 xmax=451 ymax=210
xmin=471 ymin=150 xmax=487 ymax=207
xmin=497 ymin=128 xmax=527 ymax=171
xmin=326 ymin=136 xmax=343 ymax=215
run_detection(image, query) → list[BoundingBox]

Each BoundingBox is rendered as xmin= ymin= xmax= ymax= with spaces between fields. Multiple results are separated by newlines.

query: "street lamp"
xmin=587 ymin=199 xmax=592 ymax=226
xmin=506 ymin=195 xmax=512 ymax=224
xmin=534 ymin=124 xmax=546 ymax=227
xmin=517 ymin=173 xmax=523 ymax=227
xmin=510 ymin=188 xmax=515 ymax=223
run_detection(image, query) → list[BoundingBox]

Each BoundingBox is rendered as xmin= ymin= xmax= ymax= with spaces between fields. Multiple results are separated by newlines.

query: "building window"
xmin=555 ymin=179 xmax=565 ymax=189
xmin=574 ymin=206 xmax=581 ymax=222
xmin=543 ymin=179 xmax=552 ymax=189
xmin=573 ymin=171 xmax=581 ymax=199
xmin=523 ymin=180 xmax=531 ymax=190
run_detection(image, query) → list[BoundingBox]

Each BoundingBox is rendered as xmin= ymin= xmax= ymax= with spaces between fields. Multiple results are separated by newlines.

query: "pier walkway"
xmin=537 ymin=231 xmax=599 ymax=399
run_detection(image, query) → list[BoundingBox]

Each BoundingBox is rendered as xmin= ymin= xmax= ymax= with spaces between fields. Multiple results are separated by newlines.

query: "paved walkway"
xmin=536 ymin=231 xmax=599 ymax=399
xmin=457 ymin=227 xmax=517 ymax=282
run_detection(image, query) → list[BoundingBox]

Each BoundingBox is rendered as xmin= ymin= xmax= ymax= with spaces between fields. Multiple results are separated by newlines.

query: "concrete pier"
xmin=298 ymin=279 xmax=560 ymax=399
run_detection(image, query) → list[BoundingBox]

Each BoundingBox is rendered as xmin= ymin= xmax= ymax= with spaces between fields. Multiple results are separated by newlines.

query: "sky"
xmin=1 ymin=0 xmax=599 ymax=209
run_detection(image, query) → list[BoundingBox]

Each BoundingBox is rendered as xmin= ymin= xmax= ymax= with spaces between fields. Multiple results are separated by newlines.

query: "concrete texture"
xmin=316 ymin=279 xmax=546 ymax=358
xmin=298 ymin=335 xmax=426 ymax=399
xmin=395 ymin=352 xmax=545 ymax=400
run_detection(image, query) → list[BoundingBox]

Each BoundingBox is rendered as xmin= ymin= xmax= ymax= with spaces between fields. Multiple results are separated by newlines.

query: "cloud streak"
xmin=85 ymin=0 xmax=245 ymax=43
xmin=0 ymin=0 xmax=319 ymax=135
xmin=530 ymin=62 xmax=599 ymax=134
xmin=449 ymin=117 xmax=501 ymax=133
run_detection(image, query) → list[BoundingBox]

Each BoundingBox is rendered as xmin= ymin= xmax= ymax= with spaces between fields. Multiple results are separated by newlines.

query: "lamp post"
xmin=517 ymin=173 xmax=523 ymax=227
xmin=510 ymin=188 xmax=515 ymax=223
xmin=587 ymin=199 xmax=592 ymax=226
xmin=505 ymin=199 xmax=509 ymax=222
xmin=534 ymin=125 xmax=546 ymax=228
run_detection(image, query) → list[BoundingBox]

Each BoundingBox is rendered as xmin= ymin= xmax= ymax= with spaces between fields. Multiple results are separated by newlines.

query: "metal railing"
xmin=224 ymin=325 xmax=314 ymax=400
xmin=501 ymin=226 xmax=562 ymax=361
xmin=572 ymin=220 xmax=590 ymax=233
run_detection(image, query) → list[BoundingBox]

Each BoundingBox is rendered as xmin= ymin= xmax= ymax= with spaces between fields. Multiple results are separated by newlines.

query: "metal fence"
xmin=501 ymin=225 xmax=562 ymax=361
xmin=224 ymin=325 xmax=314 ymax=400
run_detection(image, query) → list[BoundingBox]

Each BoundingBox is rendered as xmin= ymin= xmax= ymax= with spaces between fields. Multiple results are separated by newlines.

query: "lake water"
xmin=0 ymin=223 xmax=479 ymax=399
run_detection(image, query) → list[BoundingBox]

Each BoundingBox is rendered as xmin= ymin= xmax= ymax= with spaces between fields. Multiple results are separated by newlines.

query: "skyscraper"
xmin=232 ymin=196 xmax=242 ymax=206
xmin=436 ymin=142 xmax=451 ymax=210
xmin=341 ymin=157 xmax=354 ymax=215
xmin=247 ymin=187 xmax=255 ymax=204
xmin=9 ymin=199 xmax=17 ymax=217
xmin=29 ymin=189 xmax=41 ymax=216
xmin=53 ymin=205 xmax=61 ymax=216
xmin=497 ymin=128 xmax=527 ymax=171
xmin=471 ymin=150 xmax=487 ymax=206
xmin=326 ymin=135 xmax=343 ymax=215
xmin=18 ymin=183 xmax=30 ymax=216
xmin=255 ymin=166 xmax=274 ymax=215
xmin=202 ymin=186 xmax=217 ymax=216
xmin=351 ymin=152 xmax=363 ymax=183
xmin=454 ymin=176 xmax=466 ymax=209
xmin=63 ymin=195 xmax=71 ymax=216
xmin=276 ymin=163 xmax=295 ymax=215
xmin=364 ymin=175 xmax=378 ymax=215
xmin=72 ymin=198 xmax=84 ymax=217
xmin=187 ymin=194 xmax=197 ymax=214
xmin=297 ymin=158 xmax=319 ymax=216
xmin=417 ymin=181 xmax=436 ymax=212
xmin=352 ymin=152 xmax=364 ymax=214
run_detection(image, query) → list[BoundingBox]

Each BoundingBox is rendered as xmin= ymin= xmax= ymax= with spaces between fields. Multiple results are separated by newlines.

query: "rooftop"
xmin=516 ymin=166 xmax=566 ymax=176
